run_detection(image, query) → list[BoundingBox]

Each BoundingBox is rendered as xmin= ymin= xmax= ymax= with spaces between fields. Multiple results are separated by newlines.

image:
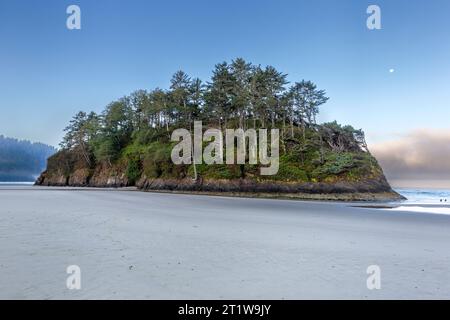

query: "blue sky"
xmin=1 ymin=0 xmax=449 ymax=148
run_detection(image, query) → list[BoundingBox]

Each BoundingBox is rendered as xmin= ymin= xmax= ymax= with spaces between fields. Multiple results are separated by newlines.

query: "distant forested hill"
xmin=0 ymin=135 xmax=56 ymax=182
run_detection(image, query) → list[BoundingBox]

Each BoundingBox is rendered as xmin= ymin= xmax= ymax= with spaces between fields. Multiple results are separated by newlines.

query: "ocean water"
xmin=0 ymin=181 xmax=34 ymax=185
xmin=389 ymin=188 xmax=450 ymax=215
xmin=395 ymin=188 xmax=450 ymax=205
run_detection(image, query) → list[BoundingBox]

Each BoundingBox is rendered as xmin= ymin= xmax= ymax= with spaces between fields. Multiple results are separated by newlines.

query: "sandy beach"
xmin=1 ymin=186 xmax=449 ymax=299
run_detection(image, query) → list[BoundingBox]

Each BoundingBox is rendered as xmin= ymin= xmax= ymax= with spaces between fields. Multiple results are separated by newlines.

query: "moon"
xmin=389 ymin=69 xmax=395 ymax=73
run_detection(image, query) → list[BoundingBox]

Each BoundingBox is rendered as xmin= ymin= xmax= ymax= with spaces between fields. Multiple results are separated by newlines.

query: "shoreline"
xmin=29 ymin=183 xmax=404 ymax=202
xmin=139 ymin=189 xmax=404 ymax=202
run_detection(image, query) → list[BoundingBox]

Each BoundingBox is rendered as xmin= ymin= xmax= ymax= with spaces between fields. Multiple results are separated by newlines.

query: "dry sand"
xmin=1 ymin=186 xmax=449 ymax=299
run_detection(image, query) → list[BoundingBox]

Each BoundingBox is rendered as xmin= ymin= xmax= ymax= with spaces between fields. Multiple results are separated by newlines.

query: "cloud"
xmin=370 ymin=129 xmax=450 ymax=186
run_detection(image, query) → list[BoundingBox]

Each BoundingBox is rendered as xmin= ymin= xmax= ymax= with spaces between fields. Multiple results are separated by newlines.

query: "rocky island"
xmin=36 ymin=58 xmax=402 ymax=201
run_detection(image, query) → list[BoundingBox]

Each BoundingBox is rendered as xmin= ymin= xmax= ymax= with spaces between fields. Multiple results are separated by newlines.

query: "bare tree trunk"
xmin=164 ymin=102 xmax=169 ymax=132
xmin=302 ymin=121 xmax=306 ymax=141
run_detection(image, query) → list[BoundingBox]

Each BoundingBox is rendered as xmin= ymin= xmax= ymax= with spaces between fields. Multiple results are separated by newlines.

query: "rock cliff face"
xmin=36 ymin=163 xmax=130 ymax=188
xmin=35 ymin=152 xmax=403 ymax=201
